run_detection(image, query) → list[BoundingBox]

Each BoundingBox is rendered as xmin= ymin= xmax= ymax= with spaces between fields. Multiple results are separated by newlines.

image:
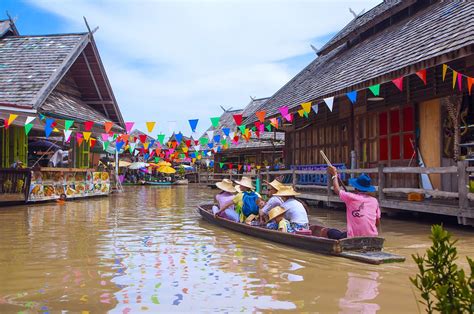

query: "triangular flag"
xmin=194 ymin=145 xmax=201 ymax=151
xmin=270 ymin=118 xmax=278 ymax=129
xmin=104 ymin=121 xmax=113 ymax=133
xmin=303 ymin=111 xmax=309 ymax=118
xmin=199 ymin=137 xmax=209 ymax=145
xmin=222 ymin=128 xmax=230 ymax=137
xmin=76 ymin=133 xmax=83 ymax=146
xmin=101 ymin=133 xmax=109 ymax=141
xmin=255 ymin=111 xmax=266 ymax=123
xmin=45 ymin=118 xmax=55 ymax=137
xmin=324 ymin=97 xmax=334 ymax=112
xmin=346 ymin=91 xmax=357 ymax=104
xmin=416 ymin=69 xmax=427 ymax=85
xmin=39 ymin=114 xmax=45 ymax=121
xmin=452 ymin=70 xmax=458 ymax=89
xmin=90 ymin=138 xmax=97 ymax=149
xmin=238 ymin=125 xmax=246 ymax=134
xmin=25 ymin=116 xmax=36 ymax=125
xmin=278 ymin=106 xmax=288 ymax=117
xmin=125 ymin=122 xmax=134 ymax=133
xmin=6 ymin=114 xmax=18 ymax=128
xmin=25 ymin=123 xmax=34 ymax=135
xmin=84 ymin=121 xmax=93 ymax=131
xmin=219 ymin=162 xmax=224 ymax=169
xmin=311 ymin=104 xmax=319 ymax=114
xmin=143 ymin=142 xmax=150 ymax=150
xmin=206 ymin=130 xmax=214 ymax=139
xmin=392 ymin=77 xmax=404 ymax=91
xmin=175 ymin=133 xmax=183 ymax=143
xmin=210 ymin=117 xmax=220 ymax=128
xmin=468 ymin=77 xmax=474 ymax=95
xmin=368 ymin=84 xmax=380 ymax=96
xmin=63 ymin=130 xmax=72 ymax=142
xmin=213 ymin=135 xmax=221 ymax=143
xmin=139 ymin=134 xmax=147 ymax=144
xmin=442 ymin=64 xmax=448 ymax=81
xmin=188 ymin=119 xmax=199 ymax=132
xmin=158 ymin=134 xmax=166 ymax=145
xmin=129 ymin=142 xmax=137 ymax=153
xmin=64 ymin=120 xmax=74 ymax=131
xmin=457 ymin=72 xmax=462 ymax=92
xmin=83 ymin=132 xmax=91 ymax=142
xmin=301 ymin=102 xmax=311 ymax=114
xmin=103 ymin=141 xmax=110 ymax=151
xmin=284 ymin=113 xmax=293 ymax=122
xmin=297 ymin=109 xmax=304 ymax=117
xmin=266 ymin=124 xmax=272 ymax=132
xmin=146 ymin=122 xmax=156 ymax=133
xmin=116 ymin=140 xmax=125 ymax=152
xmin=233 ymin=114 xmax=243 ymax=126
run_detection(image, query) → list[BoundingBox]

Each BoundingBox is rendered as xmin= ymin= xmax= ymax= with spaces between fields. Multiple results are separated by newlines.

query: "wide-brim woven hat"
xmin=265 ymin=179 xmax=284 ymax=191
xmin=215 ymin=179 xmax=237 ymax=193
xmin=234 ymin=177 xmax=255 ymax=190
xmin=268 ymin=206 xmax=288 ymax=221
xmin=273 ymin=186 xmax=301 ymax=196
xmin=349 ymin=173 xmax=376 ymax=192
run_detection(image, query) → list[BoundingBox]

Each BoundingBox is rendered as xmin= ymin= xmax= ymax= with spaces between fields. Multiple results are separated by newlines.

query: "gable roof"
xmin=251 ymin=1 xmax=474 ymax=121
xmin=242 ymin=97 xmax=269 ymax=119
xmin=0 ymin=19 xmax=19 ymax=37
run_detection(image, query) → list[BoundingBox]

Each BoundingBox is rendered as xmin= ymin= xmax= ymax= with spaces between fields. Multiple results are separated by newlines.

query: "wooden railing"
xmin=0 ymin=168 xmax=31 ymax=203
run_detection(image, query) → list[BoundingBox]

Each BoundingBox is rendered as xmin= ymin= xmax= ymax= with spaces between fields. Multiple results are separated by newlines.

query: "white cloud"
xmin=29 ymin=0 xmax=380 ymax=136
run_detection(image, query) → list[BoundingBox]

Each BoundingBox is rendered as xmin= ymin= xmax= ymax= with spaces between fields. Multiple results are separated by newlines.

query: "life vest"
xmin=242 ymin=191 xmax=259 ymax=217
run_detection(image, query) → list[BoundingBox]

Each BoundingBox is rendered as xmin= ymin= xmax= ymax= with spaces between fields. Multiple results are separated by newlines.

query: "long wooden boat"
xmin=144 ymin=181 xmax=173 ymax=186
xmin=198 ymin=204 xmax=405 ymax=265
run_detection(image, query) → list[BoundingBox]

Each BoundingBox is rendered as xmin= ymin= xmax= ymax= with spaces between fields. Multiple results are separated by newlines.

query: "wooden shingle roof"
xmin=250 ymin=1 xmax=474 ymax=122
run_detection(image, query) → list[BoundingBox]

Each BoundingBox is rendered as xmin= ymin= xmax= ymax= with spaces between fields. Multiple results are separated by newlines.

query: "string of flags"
xmin=2 ymin=63 xmax=472 ymax=164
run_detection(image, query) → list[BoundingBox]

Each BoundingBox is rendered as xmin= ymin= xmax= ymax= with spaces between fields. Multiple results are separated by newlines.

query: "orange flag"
xmin=452 ymin=70 xmax=458 ymax=89
xmin=468 ymin=77 xmax=474 ymax=95
xmin=416 ymin=69 xmax=427 ymax=85
xmin=255 ymin=111 xmax=266 ymax=123
xmin=104 ymin=121 xmax=113 ymax=133
xmin=442 ymin=64 xmax=448 ymax=81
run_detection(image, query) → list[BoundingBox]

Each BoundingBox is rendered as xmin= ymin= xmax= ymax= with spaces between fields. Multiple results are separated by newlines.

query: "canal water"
xmin=0 ymin=185 xmax=473 ymax=313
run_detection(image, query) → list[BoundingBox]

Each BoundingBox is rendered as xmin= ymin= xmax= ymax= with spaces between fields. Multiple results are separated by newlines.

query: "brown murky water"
xmin=0 ymin=185 xmax=473 ymax=313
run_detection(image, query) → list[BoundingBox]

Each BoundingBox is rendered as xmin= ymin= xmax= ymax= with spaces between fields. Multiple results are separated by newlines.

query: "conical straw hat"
xmin=273 ymin=186 xmax=301 ymax=196
xmin=215 ymin=179 xmax=237 ymax=193
xmin=234 ymin=177 xmax=255 ymax=190
xmin=265 ymin=179 xmax=284 ymax=191
xmin=268 ymin=206 xmax=288 ymax=221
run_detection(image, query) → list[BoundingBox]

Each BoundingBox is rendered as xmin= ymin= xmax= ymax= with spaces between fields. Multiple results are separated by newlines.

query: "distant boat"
xmin=144 ymin=181 xmax=173 ymax=186
xmin=174 ymin=179 xmax=189 ymax=185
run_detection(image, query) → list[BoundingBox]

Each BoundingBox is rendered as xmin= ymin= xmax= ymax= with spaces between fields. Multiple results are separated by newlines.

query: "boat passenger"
xmin=212 ymin=179 xmax=239 ymax=222
xmin=273 ymin=186 xmax=310 ymax=231
xmin=220 ymin=177 xmax=260 ymax=222
xmin=326 ymin=166 xmax=381 ymax=240
xmin=267 ymin=206 xmax=294 ymax=233
xmin=258 ymin=179 xmax=284 ymax=223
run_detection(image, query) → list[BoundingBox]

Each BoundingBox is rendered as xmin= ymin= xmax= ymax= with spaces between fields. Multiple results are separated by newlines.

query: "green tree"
xmin=410 ymin=224 xmax=473 ymax=313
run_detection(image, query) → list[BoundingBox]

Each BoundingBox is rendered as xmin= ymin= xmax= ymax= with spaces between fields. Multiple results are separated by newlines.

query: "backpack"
xmin=242 ymin=191 xmax=259 ymax=217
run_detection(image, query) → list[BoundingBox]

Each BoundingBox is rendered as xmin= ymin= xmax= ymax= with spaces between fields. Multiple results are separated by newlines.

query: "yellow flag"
xmin=301 ymin=102 xmax=311 ymax=113
xmin=7 ymin=114 xmax=18 ymax=126
xmin=297 ymin=109 xmax=304 ymax=117
xmin=53 ymin=127 xmax=59 ymax=133
xmin=182 ymin=147 xmax=189 ymax=153
xmin=83 ymin=131 xmax=92 ymax=142
xmin=146 ymin=122 xmax=156 ymax=133
xmin=453 ymin=70 xmax=457 ymax=89
xmin=442 ymin=64 xmax=447 ymax=81
xmin=197 ymin=155 xmax=202 ymax=160
xmin=143 ymin=142 xmax=150 ymax=150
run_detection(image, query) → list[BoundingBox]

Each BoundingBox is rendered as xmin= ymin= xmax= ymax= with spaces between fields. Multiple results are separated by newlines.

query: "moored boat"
xmin=197 ymin=204 xmax=405 ymax=265
xmin=144 ymin=181 xmax=173 ymax=186
xmin=175 ymin=179 xmax=189 ymax=185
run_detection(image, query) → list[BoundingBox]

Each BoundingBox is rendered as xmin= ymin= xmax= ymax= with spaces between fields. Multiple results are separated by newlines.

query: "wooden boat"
xmin=144 ymin=181 xmax=173 ymax=186
xmin=175 ymin=179 xmax=189 ymax=185
xmin=198 ymin=204 xmax=405 ymax=265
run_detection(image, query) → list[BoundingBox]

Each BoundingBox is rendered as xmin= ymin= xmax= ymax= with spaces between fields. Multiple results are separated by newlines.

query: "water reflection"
xmin=0 ymin=185 xmax=473 ymax=313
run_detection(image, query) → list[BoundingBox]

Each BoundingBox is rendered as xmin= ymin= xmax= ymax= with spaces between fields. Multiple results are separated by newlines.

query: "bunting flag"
xmin=233 ymin=114 xmax=243 ymax=126
xmin=265 ymin=124 xmax=272 ymax=132
xmin=194 ymin=145 xmax=201 ymax=152
xmin=219 ymin=162 xmax=224 ymax=169
xmin=125 ymin=122 xmax=134 ymax=133
xmin=76 ymin=133 xmax=84 ymax=146
xmin=311 ymin=104 xmax=319 ymax=114
xmin=416 ymin=69 xmax=427 ymax=85
xmin=103 ymin=141 xmax=110 ymax=151
xmin=222 ymin=128 xmax=230 ymax=137
xmin=324 ymin=97 xmax=334 ymax=112
xmin=278 ymin=106 xmax=288 ymax=117
xmin=25 ymin=116 xmax=36 ymax=125
xmin=285 ymin=113 xmax=293 ymax=122
xmin=5 ymin=114 xmax=18 ymax=129
xmin=185 ymin=139 xmax=191 ymax=147
xmin=457 ymin=72 xmax=462 ymax=92
xmin=104 ymin=121 xmax=113 ymax=133
xmin=452 ymin=70 xmax=458 ymax=89
xmin=199 ymin=137 xmax=209 ymax=146
xmin=63 ymin=130 xmax=72 ymax=142
xmin=442 ymin=64 xmax=448 ymax=81
xmin=175 ymin=133 xmax=183 ymax=143
xmin=346 ymin=91 xmax=357 ymax=104
xmin=129 ymin=142 xmax=137 ymax=153
xmin=116 ymin=140 xmax=125 ymax=152
xmin=206 ymin=130 xmax=214 ymax=139
xmin=90 ymin=138 xmax=97 ymax=149
xmin=139 ymin=134 xmax=147 ymax=144
xmin=210 ymin=117 xmax=220 ymax=128
xmin=468 ymin=77 xmax=474 ymax=95
xmin=213 ymin=134 xmax=220 ymax=143
xmin=255 ymin=111 xmax=266 ymax=123
xmin=392 ymin=77 xmax=404 ymax=91
xmin=25 ymin=123 xmax=34 ymax=135
xmin=238 ymin=125 xmax=246 ymax=134
xmin=64 ymin=120 xmax=74 ymax=131
xmin=301 ymin=102 xmax=311 ymax=114
xmin=368 ymin=84 xmax=380 ymax=96
xmin=84 ymin=121 xmax=94 ymax=131
xmin=146 ymin=121 xmax=156 ymax=133
xmin=143 ymin=142 xmax=150 ymax=150
xmin=158 ymin=134 xmax=166 ymax=145
xmin=44 ymin=118 xmax=55 ymax=137
xmin=297 ymin=109 xmax=304 ymax=117
xmin=83 ymin=132 xmax=92 ymax=142
xmin=101 ymin=133 xmax=109 ymax=141
xmin=188 ymin=119 xmax=198 ymax=132
xmin=270 ymin=118 xmax=278 ymax=129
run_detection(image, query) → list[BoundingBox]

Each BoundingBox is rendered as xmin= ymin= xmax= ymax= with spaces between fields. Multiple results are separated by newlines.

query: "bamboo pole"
xmin=320 ymin=150 xmax=347 ymax=192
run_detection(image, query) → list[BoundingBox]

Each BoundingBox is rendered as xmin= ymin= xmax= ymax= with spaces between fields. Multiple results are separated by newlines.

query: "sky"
xmin=1 ymin=0 xmax=380 ymax=137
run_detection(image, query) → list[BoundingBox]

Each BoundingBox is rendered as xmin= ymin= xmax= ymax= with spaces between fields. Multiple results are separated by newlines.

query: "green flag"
xmin=24 ymin=123 xmax=33 ymax=135
xmin=220 ymin=138 xmax=227 ymax=145
xmin=368 ymin=84 xmax=380 ymax=96
xmin=155 ymin=157 xmax=159 ymax=162
xmin=64 ymin=120 xmax=74 ymax=131
xmin=158 ymin=134 xmax=166 ymax=145
xmin=199 ymin=137 xmax=209 ymax=145
xmin=266 ymin=124 xmax=272 ymax=132
xmin=303 ymin=111 xmax=309 ymax=118
xmin=102 ymin=141 xmax=110 ymax=151
xmin=219 ymin=162 xmax=224 ymax=168
xmin=238 ymin=124 xmax=246 ymax=134
xmin=210 ymin=117 xmax=220 ymax=128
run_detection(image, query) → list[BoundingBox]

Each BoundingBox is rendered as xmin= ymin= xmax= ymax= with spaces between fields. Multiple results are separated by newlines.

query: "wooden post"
xmin=292 ymin=168 xmax=297 ymax=188
xmin=458 ymin=160 xmax=468 ymax=211
xmin=257 ymin=171 xmax=262 ymax=193
xmin=378 ymin=164 xmax=385 ymax=201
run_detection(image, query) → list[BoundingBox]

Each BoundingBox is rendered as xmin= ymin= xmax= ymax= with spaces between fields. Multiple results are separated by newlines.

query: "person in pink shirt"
xmin=326 ymin=166 xmax=381 ymax=239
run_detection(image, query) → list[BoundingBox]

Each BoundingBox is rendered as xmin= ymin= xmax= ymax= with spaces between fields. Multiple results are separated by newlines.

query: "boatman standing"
xmin=326 ymin=166 xmax=381 ymax=240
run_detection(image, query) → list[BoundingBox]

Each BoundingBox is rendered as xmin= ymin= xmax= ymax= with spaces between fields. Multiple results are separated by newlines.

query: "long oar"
xmin=320 ymin=150 xmax=348 ymax=192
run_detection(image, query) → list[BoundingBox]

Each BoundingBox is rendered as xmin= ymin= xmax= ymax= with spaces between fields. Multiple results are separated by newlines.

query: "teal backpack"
xmin=242 ymin=191 xmax=259 ymax=217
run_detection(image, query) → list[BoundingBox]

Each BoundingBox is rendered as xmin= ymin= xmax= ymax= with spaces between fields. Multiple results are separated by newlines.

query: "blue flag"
xmin=222 ymin=128 xmax=230 ymax=137
xmin=188 ymin=119 xmax=199 ymax=132
xmin=346 ymin=91 xmax=357 ymax=104
xmin=213 ymin=134 xmax=221 ymax=143
xmin=44 ymin=118 xmax=55 ymax=137
xmin=116 ymin=140 xmax=125 ymax=152
xmin=175 ymin=132 xmax=183 ymax=143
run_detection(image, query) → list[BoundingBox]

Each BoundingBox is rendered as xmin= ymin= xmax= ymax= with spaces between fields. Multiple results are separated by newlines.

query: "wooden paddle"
xmin=320 ymin=150 xmax=348 ymax=192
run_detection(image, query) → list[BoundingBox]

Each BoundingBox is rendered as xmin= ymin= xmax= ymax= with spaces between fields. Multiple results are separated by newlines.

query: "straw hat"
xmin=265 ymin=179 xmax=284 ymax=191
xmin=234 ymin=177 xmax=255 ymax=190
xmin=273 ymin=186 xmax=301 ymax=197
xmin=268 ymin=206 xmax=288 ymax=221
xmin=215 ymin=179 xmax=237 ymax=193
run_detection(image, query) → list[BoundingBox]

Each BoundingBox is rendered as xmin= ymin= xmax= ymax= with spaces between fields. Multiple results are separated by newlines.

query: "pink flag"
xmin=125 ymin=122 xmax=134 ymax=133
xmin=278 ymin=106 xmax=288 ymax=117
